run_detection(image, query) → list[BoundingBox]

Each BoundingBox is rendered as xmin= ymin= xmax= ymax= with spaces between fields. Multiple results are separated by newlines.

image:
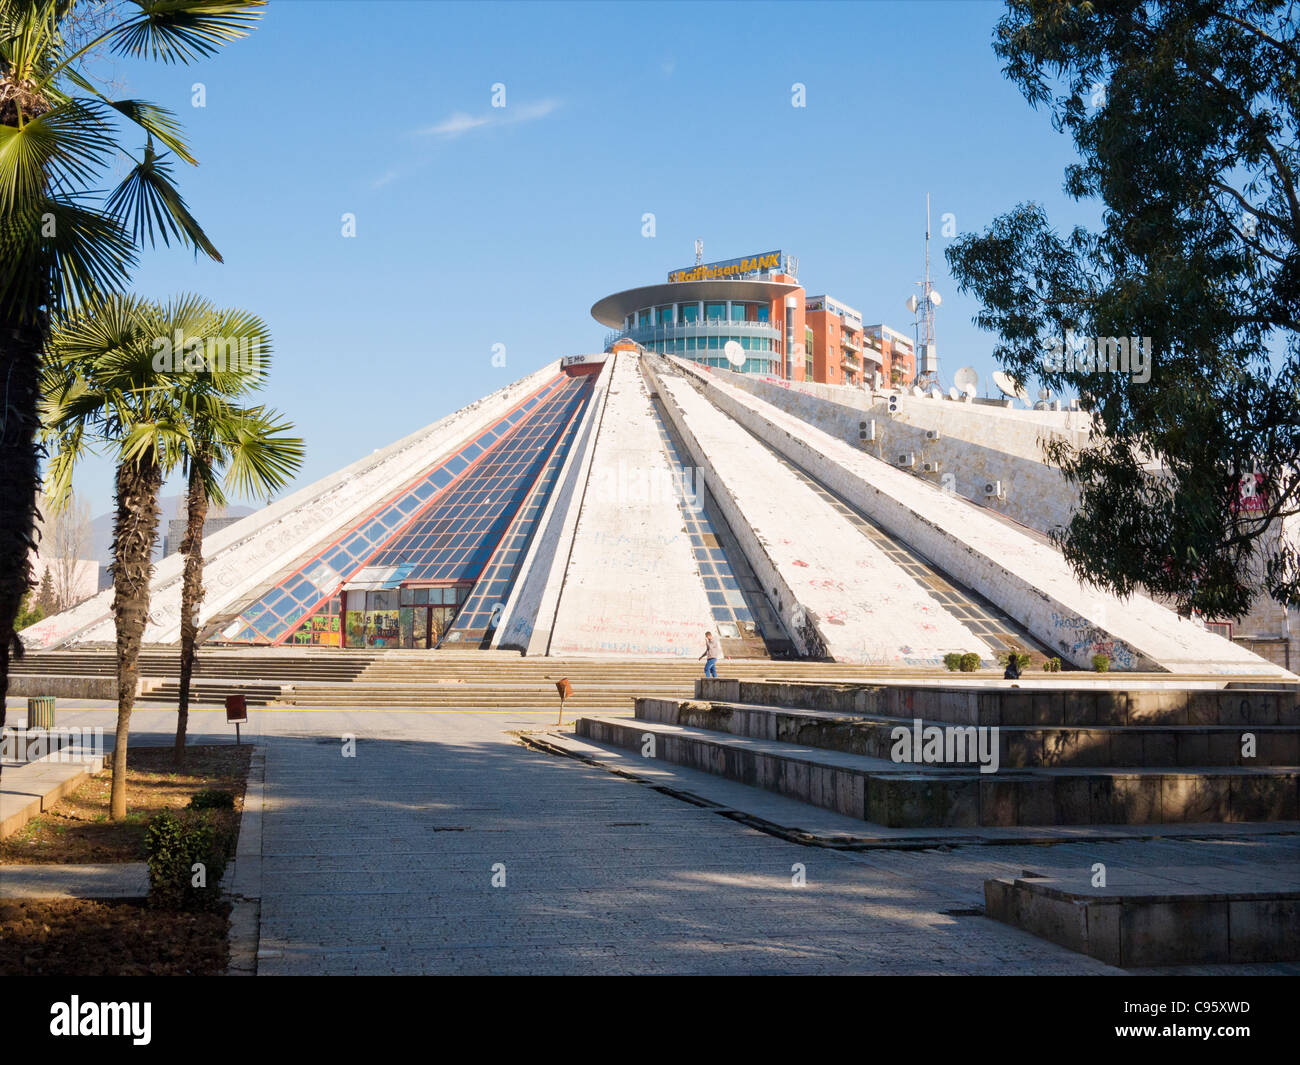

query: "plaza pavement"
xmin=5 ymin=698 xmax=1298 ymax=975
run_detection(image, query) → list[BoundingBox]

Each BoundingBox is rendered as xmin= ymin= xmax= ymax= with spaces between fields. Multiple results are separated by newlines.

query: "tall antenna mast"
xmin=918 ymin=194 xmax=941 ymax=386
xmin=694 ymin=239 xmax=703 ymax=266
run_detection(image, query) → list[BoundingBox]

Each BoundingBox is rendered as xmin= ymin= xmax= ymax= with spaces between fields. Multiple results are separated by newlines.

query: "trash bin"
xmin=27 ymin=695 xmax=55 ymax=730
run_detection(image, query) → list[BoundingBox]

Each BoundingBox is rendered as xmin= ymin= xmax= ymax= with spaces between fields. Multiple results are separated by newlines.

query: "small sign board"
xmin=225 ymin=694 xmax=248 ymax=723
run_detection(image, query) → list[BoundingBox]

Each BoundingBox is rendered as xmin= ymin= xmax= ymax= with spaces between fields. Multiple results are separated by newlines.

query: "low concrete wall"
xmin=697 ymin=677 xmax=1300 ymax=727
xmin=7 ymin=675 xmax=159 ymax=700
xmin=985 ymin=876 xmax=1300 ymax=965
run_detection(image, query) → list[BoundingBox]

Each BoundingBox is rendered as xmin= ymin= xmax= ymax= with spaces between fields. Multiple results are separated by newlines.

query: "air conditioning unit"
xmin=887 ymin=395 xmax=899 ymax=414
xmin=925 ymin=429 xmax=941 ymax=441
xmin=984 ymin=480 xmax=1004 ymax=499
xmin=897 ymin=453 xmax=915 ymax=467
xmin=923 ymin=461 xmax=941 ymax=473
xmin=859 ymin=419 xmax=876 ymax=443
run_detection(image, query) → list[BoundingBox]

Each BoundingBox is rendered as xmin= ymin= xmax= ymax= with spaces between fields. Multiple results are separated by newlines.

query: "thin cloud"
xmin=417 ymin=98 xmax=561 ymax=139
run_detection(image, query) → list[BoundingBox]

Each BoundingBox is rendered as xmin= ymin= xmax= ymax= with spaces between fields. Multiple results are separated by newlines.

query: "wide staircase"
xmin=204 ymin=655 xmax=968 ymax=710
xmin=12 ymin=649 xmax=378 ymax=708
xmin=574 ymin=677 xmax=1300 ymax=826
xmin=15 ymin=647 xmax=963 ymax=710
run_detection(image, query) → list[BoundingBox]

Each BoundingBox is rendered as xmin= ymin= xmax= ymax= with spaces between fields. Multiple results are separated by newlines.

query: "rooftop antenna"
xmin=913 ymin=193 xmax=940 ymax=389
xmin=694 ymin=239 xmax=703 ymax=266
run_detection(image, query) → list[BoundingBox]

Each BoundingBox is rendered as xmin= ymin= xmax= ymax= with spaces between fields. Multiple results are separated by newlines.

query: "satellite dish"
xmin=928 ymin=290 xmax=942 ymax=306
xmin=948 ymin=386 xmax=959 ymax=401
xmin=991 ymin=371 xmax=1019 ymax=398
xmin=723 ymin=340 xmax=745 ymax=368
xmin=961 ymin=382 xmax=978 ymax=399
xmin=930 ymin=386 xmax=943 ymax=400
xmin=1038 ymin=387 xmax=1050 ymax=400
xmin=905 ymin=294 xmax=919 ymax=314
xmin=953 ymin=366 xmax=978 ymax=392
xmin=911 ymin=385 xmax=925 ymax=397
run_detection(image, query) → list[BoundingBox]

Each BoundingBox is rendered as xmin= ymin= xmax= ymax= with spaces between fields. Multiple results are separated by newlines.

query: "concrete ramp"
xmin=651 ymin=363 xmax=996 ymax=666
xmin=547 ymin=353 xmax=716 ymax=658
xmin=671 ymin=357 xmax=1293 ymax=678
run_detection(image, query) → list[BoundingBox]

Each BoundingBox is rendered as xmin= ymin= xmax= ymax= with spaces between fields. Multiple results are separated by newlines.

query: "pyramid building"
xmin=20 ymin=341 xmax=1292 ymax=678
xmin=22 ymin=240 xmax=1297 ymax=676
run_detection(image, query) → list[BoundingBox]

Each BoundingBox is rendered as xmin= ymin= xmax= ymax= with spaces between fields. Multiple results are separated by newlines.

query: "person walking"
xmin=699 ymin=631 xmax=722 ymax=678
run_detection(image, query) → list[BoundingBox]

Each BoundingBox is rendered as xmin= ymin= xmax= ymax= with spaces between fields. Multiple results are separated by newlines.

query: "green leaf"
xmin=104 ymin=141 xmax=221 ymax=259
xmin=109 ymin=0 xmax=264 ymax=64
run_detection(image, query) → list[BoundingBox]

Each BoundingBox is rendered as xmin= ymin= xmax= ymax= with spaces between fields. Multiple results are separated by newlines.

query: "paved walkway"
xmin=6 ymin=702 xmax=1297 ymax=974
xmin=1 ymin=723 xmax=105 ymax=838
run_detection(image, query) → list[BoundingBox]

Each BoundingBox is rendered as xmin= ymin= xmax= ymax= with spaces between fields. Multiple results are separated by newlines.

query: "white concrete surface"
xmin=674 ymin=357 xmax=1293 ymax=678
xmin=547 ymin=354 xmax=716 ymax=658
xmin=494 ymin=361 xmax=614 ymax=655
xmin=23 ymin=362 xmax=564 ymax=651
xmin=651 ymin=362 xmax=997 ymax=667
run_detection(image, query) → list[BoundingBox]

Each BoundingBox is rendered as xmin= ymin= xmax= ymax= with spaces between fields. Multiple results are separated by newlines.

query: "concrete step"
xmin=697 ymin=678 xmax=1300 ymax=728
xmin=637 ymin=697 xmax=1300 ymax=768
xmin=575 ymin=714 xmax=1300 ymax=828
xmin=140 ymin=682 xmax=279 ymax=706
xmin=985 ymin=872 xmax=1300 ymax=965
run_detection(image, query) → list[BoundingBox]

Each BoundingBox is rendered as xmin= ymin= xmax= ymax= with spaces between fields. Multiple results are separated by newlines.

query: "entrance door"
xmin=412 ymin=607 xmax=428 ymax=649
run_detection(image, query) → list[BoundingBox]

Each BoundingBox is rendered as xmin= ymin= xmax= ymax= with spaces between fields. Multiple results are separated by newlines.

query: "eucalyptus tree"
xmin=947 ymin=0 xmax=1299 ymax=619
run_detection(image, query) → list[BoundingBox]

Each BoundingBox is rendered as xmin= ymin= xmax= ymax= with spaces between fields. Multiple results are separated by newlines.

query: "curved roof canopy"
xmin=591 ymin=279 xmax=803 ymax=329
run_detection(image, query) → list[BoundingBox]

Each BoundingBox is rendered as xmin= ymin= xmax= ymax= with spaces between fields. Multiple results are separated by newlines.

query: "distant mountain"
xmin=93 ymin=495 xmax=257 ymax=590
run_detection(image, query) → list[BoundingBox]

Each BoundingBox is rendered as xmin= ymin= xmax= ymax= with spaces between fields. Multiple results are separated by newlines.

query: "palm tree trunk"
xmin=0 ymin=312 xmax=47 ymax=787
xmin=110 ymin=456 xmax=163 ymax=821
xmin=175 ymin=456 xmax=209 ymax=766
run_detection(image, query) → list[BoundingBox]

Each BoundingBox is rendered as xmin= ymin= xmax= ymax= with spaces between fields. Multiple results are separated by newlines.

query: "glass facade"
xmin=444 ymin=384 xmax=589 ymax=642
xmin=222 ymin=373 xmax=593 ymax=646
xmin=365 ymin=375 xmax=591 ymax=584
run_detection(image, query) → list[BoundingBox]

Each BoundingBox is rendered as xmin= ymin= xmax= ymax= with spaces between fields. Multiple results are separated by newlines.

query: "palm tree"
xmin=0 ymin=0 xmax=262 ymax=761
xmin=171 ymin=306 xmax=302 ymax=766
xmin=41 ymin=293 xmax=297 ymax=818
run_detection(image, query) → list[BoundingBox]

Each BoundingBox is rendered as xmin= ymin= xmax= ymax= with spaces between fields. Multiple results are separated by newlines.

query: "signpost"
xmin=555 ymin=678 xmax=573 ymax=725
xmin=225 ymin=694 xmax=248 ymax=745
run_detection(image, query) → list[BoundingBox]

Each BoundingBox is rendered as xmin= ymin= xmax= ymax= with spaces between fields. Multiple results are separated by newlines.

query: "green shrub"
xmin=1092 ymin=653 xmax=1111 ymax=673
xmin=144 ymin=809 xmax=233 ymax=911
xmin=189 ymin=789 xmax=235 ymax=810
xmin=958 ymin=652 xmax=981 ymax=672
xmin=943 ymin=653 xmax=963 ymax=672
xmin=1042 ymin=657 xmax=1062 ymax=673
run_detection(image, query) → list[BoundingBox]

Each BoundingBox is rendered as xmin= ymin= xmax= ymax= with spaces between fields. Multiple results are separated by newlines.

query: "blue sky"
xmin=66 ymin=0 xmax=1103 ymax=516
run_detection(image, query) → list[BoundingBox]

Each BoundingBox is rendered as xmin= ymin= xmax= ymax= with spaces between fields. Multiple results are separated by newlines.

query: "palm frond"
xmin=0 ymin=98 xmax=112 ymax=213
xmin=109 ymin=0 xmax=263 ymax=64
xmin=103 ymin=139 xmax=220 ymax=259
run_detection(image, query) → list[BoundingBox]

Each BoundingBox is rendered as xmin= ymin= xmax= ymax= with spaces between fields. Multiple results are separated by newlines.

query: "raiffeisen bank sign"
xmin=668 ymin=250 xmax=782 ymax=283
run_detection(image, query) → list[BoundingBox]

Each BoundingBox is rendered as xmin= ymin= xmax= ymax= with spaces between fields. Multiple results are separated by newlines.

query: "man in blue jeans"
xmin=699 ymin=631 xmax=722 ymax=678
